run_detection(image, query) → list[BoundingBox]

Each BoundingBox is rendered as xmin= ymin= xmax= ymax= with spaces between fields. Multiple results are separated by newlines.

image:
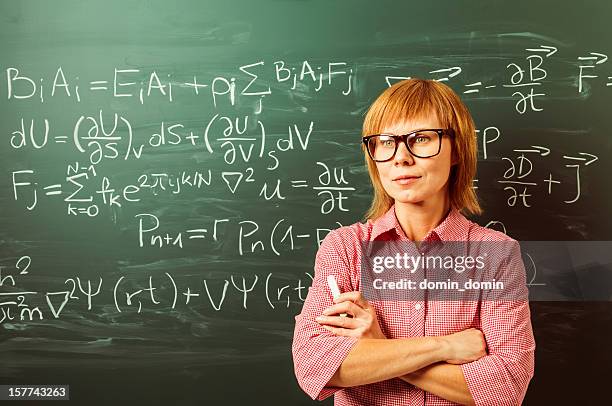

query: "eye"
xmin=378 ymin=136 xmax=395 ymax=147
xmin=414 ymin=134 xmax=432 ymax=143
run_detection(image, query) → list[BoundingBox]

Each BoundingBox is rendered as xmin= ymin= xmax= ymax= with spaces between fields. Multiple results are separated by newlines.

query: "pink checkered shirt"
xmin=292 ymin=204 xmax=535 ymax=405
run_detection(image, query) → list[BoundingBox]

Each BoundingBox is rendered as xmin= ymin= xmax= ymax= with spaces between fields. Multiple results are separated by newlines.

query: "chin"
xmin=395 ymin=198 xmax=425 ymax=205
xmin=391 ymin=193 xmax=424 ymax=204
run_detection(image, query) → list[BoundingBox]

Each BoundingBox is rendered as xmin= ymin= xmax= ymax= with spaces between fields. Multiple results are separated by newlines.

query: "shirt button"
xmin=414 ymin=303 xmax=422 ymax=310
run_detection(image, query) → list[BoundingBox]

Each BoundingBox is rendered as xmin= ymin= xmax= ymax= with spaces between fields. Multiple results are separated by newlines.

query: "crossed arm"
xmin=326 ymin=336 xmax=475 ymax=405
xmin=322 ymin=294 xmax=535 ymax=406
xmin=319 ymin=286 xmax=534 ymax=405
xmin=399 ymin=362 xmax=474 ymax=405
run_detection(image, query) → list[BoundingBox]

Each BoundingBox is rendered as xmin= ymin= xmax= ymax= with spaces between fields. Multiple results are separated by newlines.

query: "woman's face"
xmin=374 ymin=115 xmax=455 ymax=207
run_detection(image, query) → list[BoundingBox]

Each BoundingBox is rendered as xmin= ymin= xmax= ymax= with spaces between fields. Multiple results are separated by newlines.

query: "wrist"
xmin=434 ymin=335 xmax=452 ymax=362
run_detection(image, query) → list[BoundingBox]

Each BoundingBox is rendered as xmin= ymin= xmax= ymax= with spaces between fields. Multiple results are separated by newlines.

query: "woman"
xmin=292 ymin=78 xmax=535 ymax=406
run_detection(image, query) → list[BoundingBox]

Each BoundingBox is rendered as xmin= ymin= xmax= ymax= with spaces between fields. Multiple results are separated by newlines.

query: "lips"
xmin=393 ymin=175 xmax=420 ymax=181
xmin=393 ymin=175 xmax=421 ymax=186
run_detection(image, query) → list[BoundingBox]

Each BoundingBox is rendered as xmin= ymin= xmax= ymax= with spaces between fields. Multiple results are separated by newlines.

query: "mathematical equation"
xmin=0 ymin=49 xmax=604 ymax=268
xmin=11 ymin=160 xmax=354 ymax=217
xmin=5 ymin=46 xmax=612 ymax=116
xmin=6 ymin=60 xmax=353 ymax=105
xmin=8 ymin=124 xmax=598 ymax=219
xmin=0 ymin=256 xmax=315 ymax=324
xmin=386 ymin=45 xmax=612 ymax=114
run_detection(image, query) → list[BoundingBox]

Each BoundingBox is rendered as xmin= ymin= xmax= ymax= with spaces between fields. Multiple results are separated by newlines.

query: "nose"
xmin=393 ymin=138 xmax=415 ymax=165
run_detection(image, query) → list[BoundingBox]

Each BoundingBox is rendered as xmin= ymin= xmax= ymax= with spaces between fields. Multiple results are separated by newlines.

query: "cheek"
xmin=421 ymin=158 xmax=451 ymax=185
xmin=376 ymin=164 xmax=390 ymax=183
xmin=431 ymin=161 xmax=452 ymax=184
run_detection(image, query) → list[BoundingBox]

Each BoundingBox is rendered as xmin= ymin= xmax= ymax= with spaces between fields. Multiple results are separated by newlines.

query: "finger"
xmin=335 ymin=291 xmax=369 ymax=308
xmin=323 ymin=301 xmax=369 ymax=318
xmin=322 ymin=301 xmax=352 ymax=315
xmin=321 ymin=325 xmax=354 ymax=337
xmin=316 ymin=314 xmax=358 ymax=329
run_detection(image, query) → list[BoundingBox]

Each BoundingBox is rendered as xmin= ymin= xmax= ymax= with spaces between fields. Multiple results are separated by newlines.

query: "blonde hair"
xmin=361 ymin=78 xmax=482 ymax=222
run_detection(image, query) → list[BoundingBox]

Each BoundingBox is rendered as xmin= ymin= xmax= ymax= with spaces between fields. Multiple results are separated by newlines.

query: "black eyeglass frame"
xmin=362 ymin=128 xmax=455 ymax=161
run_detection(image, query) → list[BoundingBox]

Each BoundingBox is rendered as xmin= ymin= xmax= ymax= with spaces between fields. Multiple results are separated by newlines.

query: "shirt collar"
xmin=370 ymin=204 xmax=471 ymax=242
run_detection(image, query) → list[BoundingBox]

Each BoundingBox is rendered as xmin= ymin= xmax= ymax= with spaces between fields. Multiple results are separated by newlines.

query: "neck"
xmin=394 ymin=195 xmax=451 ymax=242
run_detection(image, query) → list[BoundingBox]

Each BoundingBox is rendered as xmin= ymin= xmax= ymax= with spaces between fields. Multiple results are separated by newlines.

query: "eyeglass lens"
xmin=367 ymin=130 xmax=440 ymax=160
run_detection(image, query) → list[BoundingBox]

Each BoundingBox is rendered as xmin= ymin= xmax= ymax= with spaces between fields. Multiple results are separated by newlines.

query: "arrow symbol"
xmin=525 ymin=45 xmax=558 ymax=57
xmin=514 ymin=145 xmax=551 ymax=156
xmin=430 ymin=67 xmax=462 ymax=82
xmin=563 ymin=152 xmax=598 ymax=165
xmin=578 ymin=52 xmax=608 ymax=65
xmin=580 ymin=152 xmax=598 ymax=165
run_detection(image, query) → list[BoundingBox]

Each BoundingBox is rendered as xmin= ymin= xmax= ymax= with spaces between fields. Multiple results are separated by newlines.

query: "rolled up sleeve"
xmin=292 ymin=229 xmax=360 ymax=401
xmin=460 ymin=240 xmax=536 ymax=406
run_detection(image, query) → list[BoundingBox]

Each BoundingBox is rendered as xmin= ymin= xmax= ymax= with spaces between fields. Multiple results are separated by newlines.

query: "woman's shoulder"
xmin=465 ymin=218 xmax=517 ymax=243
xmin=318 ymin=219 xmax=373 ymax=255
xmin=326 ymin=219 xmax=373 ymax=243
xmin=464 ymin=220 xmax=522 ymax=267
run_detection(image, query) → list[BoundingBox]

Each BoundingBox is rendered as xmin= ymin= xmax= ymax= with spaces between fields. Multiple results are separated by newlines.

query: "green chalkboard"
xmin=1 ymin=0 xmax=611 ymax=404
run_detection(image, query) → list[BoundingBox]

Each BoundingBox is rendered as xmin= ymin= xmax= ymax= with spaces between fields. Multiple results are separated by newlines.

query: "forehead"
xmin=380 ymin=114 xmax=442 ymax=134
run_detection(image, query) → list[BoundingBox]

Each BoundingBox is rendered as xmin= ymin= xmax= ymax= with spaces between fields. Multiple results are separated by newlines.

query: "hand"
xmin=442 ymin=328 xmax=488 ymax=364
xmin=315 ymin=291 xmax=386 ymax=339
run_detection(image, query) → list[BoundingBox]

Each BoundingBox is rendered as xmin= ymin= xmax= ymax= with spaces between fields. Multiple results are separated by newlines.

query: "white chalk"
xmin=327 ymin=275 xmax=347 ymax=317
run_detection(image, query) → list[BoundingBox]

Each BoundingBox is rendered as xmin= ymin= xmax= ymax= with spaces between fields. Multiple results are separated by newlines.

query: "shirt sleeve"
xmin=292 ymin=228 xmax=360 ymax=401
xmin=460 ymin=240 xmax=536 ymax=406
